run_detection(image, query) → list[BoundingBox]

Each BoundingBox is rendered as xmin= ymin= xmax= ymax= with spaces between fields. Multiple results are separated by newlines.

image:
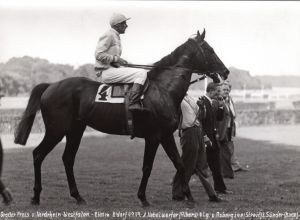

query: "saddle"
xmin=95 ymin=79 xmax=150 ymax=138
xmin=95 ymin=80 xmax=149 ymax=103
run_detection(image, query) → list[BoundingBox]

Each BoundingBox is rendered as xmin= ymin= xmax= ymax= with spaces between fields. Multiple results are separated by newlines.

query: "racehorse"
xmin=0 ymin=138 xmax=13 ymax=205
xmin=14 ymin=30 xmax=229 ymax=206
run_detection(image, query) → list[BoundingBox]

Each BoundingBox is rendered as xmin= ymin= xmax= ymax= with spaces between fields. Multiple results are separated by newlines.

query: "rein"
xmin=189 ymin=75 xmax=206 ymax=85
xmin=125 ymin=63 xmax=207 ymax=85
xmin=124 ymin=38 xmax=212 ymax=84
xmin=125 ymin=63 xmax=154 ymax=70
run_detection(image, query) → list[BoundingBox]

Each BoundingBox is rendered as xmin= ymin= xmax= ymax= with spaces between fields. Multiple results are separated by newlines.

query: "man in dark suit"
xmin=200 ymin=82 xmax=232 ymax=194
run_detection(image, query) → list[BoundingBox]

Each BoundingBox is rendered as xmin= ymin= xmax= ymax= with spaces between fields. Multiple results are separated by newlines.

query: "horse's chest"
xmin=159 ymin=112 xmax=179 ymax=131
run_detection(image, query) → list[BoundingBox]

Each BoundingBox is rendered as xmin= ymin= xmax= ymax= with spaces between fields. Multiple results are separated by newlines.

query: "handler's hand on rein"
xmin=205 ymin=140 xmax=213 ymax=148
xmin=217 ymin=96 xmax=225 ymax=107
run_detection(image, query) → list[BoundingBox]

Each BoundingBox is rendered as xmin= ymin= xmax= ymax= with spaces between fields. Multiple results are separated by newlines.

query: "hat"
xmin=109 ymin=13 xmax=130 ymax=27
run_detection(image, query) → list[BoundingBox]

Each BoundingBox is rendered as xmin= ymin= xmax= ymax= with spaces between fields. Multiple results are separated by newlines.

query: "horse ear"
xmin=200 ymin=28 xmax=206 ymax=41
xmin=197 ymin=30 xmax=201 ymax=38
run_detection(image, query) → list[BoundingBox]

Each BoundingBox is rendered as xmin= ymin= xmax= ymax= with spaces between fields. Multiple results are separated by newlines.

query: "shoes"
xmin=223 ymin=175 xmax=234 ymax=179
xmin=216 ymin=190 xmax=233 ymax=194
xmin=172 ymin=196 xmax=185 ymax=201
xmin=234 ymin=167 xmax=249 ymax=172
xmin=209 ymin=195 xmax=222 ymax=202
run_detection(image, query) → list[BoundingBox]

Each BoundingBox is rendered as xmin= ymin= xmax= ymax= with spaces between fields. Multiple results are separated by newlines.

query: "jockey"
xmin=95 ymin=13 xmax=148 ymax=113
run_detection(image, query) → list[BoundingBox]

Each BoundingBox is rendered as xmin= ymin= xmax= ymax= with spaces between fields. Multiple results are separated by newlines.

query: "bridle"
xmin=124 ymin=38 xmax=221 ymax=82
xmin=187 ymin=38 xmax=210 ymax=73
xmin=188 ymin=38 xmax=225 ymax=83
xmin=126 ymin=40 xmax=209 ymax=74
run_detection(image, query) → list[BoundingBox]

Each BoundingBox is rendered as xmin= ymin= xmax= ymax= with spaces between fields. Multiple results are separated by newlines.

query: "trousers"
xmin=219 ymin=140 xmax=234 ymax=178
xmin=96 ymin=67 xmax=147 ymax=85
xmin=206 ymin=144 xmax=227 ymax=192
xmin=172 ymin=126 xmax=217 ymax=199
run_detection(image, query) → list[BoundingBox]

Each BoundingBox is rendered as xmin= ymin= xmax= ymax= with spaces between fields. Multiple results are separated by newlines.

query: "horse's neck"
xmin=151 ymin=68 xmax=193 ymax=109
xmin=169 ymin=70 xmax=193 ymax=106
xmin=148 ymin=42 xmax=196 ymax=109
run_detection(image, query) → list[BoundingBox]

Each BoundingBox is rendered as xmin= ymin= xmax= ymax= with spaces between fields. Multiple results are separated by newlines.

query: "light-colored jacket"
xmin=95 ymin=28 xmax=122 ymax=69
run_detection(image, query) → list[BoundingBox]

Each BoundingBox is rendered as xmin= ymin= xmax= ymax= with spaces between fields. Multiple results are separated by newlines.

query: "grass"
xmin=0 ymin=134 xmax=299 ymax=219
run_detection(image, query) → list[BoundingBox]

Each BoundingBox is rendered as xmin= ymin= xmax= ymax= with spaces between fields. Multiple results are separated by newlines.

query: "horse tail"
xmin=14 ymin=83 xmax=50 ymax=145
xmin=0 ymin=138 xmax=3 ymax=176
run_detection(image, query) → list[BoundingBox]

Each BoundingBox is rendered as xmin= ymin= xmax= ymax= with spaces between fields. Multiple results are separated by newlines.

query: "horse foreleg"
xmin=32 ymin=134 xmax=63 ymax=205
xmin=160 ymin=134 xmax=195 ymax=207
xmin=137 ymin=138 xmax=159 ymax=207
xmin=63 ymin=123 xmax=86 ymax=205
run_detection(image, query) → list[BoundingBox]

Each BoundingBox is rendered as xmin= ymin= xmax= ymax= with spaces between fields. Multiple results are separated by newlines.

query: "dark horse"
xmin=0 ymin=138 xmax=13 ymax=205
xmin=14 ymin=30 xmax=229 ymax=206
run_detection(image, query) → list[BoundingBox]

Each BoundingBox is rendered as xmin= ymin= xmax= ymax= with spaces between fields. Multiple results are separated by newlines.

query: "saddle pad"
xmin=95 ymin=84 xmax=125 ymax=103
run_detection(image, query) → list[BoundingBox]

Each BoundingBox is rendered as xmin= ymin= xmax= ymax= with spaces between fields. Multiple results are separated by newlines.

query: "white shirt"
xmin=180 ymin=94 xmax=200 ymax=129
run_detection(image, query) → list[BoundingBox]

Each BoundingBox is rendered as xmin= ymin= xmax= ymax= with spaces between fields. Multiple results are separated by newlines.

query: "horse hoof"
xmin=31 ymin=198 xmax=40 ymax=206
xmin=186 ymin=200 xmax=195 ymax=209
xmin=76 ymin=198 xmax=87 ymax=205
xmin=140 ymin=200 xmax=150 ymax=207
xmin=3 ymin=199 xmax=13 ymax=206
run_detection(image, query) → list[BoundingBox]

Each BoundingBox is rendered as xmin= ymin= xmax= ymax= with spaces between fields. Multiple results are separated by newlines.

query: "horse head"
xmin=189 ymin=29 xmax=229 ymax=83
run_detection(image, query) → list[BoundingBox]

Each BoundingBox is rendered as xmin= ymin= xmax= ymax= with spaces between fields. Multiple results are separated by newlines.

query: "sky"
xmin=0 ymin=0 xmax=300 ymax=76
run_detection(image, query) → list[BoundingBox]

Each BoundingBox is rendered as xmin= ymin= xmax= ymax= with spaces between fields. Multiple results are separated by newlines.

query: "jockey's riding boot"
xmin=128 ymin=83 xmax=149 ymax=113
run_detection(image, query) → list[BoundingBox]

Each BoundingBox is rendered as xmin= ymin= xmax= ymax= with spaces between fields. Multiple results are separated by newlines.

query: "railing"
xmin=1 ymin=108 xmax=300 ymax=134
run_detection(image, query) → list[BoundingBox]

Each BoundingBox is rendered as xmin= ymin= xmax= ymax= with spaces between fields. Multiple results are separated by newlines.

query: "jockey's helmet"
xmin=110 ymin=13 xmax=131 ymax=27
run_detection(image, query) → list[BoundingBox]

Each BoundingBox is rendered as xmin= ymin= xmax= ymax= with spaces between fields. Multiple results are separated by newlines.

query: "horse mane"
xmin=148 ymin=39 xmax=193 ymax=80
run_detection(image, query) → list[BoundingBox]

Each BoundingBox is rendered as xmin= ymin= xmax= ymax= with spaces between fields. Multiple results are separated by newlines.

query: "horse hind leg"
xmin=62 ymin=122 xmax=86 ymax=205
xmin=137 ymin=138 xmax=159 ymax=207
xmin=31 ymin=133 xmax=64 ymax=205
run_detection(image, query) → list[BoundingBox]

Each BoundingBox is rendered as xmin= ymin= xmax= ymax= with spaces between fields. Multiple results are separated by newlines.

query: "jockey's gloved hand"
xmin=114 ymin=56 xmax=128 ymax=66
xmin=111 ymin=62 xmax=121 ymax=68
